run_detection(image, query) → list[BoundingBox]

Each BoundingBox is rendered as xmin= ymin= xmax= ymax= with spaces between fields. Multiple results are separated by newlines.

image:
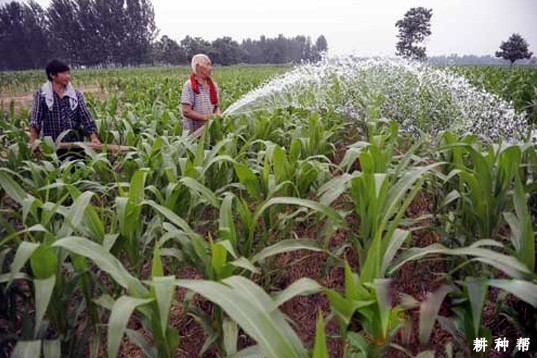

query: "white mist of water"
xmin=223 ymin=56 xmax=528 ymax=142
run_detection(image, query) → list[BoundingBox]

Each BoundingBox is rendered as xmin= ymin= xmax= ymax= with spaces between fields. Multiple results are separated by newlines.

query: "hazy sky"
xmin=15 ymin=0 xmax=537 ymax=56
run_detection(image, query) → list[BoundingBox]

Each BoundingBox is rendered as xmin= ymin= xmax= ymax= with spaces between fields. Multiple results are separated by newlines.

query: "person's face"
xmin=51 ymin=70 xmax=71 ymax=86
xmin=197 ymin=59 xmax=212 ymax=78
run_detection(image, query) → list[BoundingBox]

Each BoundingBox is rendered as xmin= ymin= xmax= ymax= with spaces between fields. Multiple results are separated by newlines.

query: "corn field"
xmin=1 ymin=63 xmax=537 ymax=357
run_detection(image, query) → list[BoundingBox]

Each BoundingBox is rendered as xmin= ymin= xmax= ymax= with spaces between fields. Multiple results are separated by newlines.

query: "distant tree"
xmin=211 ymin=37 xmax=244 ymax=65
xmin=270 ymin=34 xmax=287 ymax=63
xmin=308 ymin=35 xmax=328 ymax=62
xmin=312 ymin=35 xmax=328 ymax=61
xmin=122 ymin=0 xmax=158 ymax=65
xmin=0 ymin=1 xmax=51 ymax=70
xmin=285 ymin=35 xmax=305 ymax=62
xmin=240 ymin=38 xmax=258 ymax=63
xmin=47 ymin=0 xmax=156 ymax=66
xmin=74 ymin=0 xmax=106 ymax=66
xmin=181 ymin=36 xmax=212 ymax=61
xmin=395 ymin=7 xmax=432 ymax=60
xmin=240 ymin=34 xmax=325 ymax=64
xmin=47 ymin=0 xmax=83 ymax=64
xmin=303 ymin=36 xmax=313 ymax=61
xmin=152 ymin=35 xmax=187 ymax=65
xmin=495 ymin=33 xmax=533 ymax=66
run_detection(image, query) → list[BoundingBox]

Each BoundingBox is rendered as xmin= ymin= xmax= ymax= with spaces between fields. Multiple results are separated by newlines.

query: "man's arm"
xmin=89 ymin=132 xmax=100 ymax=144
xmin=77 ymin=91 xmax=101 ymax=144
xmin=180 ymin=81 xmax=211 ymax=121
xmin=214 ymin=83 xmax=222 ymax=116
xmin=29 ymin=126 xmax=39 ymax=142
xmin=29 ymin=91 xmax=42 ymax=149
xmin=181 ymin=104 xmax=211 ymax=121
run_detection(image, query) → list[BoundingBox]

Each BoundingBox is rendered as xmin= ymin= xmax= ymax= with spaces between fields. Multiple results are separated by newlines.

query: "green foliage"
xmin=326 ymin=262 xmax=406 ymax=357
xmin=177 ymin=275 xmax=320 ymax=358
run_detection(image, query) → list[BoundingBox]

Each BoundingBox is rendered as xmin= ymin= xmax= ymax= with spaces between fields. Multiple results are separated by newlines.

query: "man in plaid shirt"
xmin=29 ymin=59 xmax=101 ymax=157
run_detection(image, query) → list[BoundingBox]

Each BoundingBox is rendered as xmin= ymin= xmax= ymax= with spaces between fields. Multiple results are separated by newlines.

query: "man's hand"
xmin=28 ymin=140 xmax=41 ymax=153
xmin=90 ymin=133 xmax=102 ymax=146
xmin=28 ymin=126 xmax=41 ymax=153
xmin=208 ymin=113 xmax=223 ymax=120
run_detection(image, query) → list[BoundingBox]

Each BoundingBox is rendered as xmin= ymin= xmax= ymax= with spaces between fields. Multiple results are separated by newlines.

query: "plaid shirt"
xmin=30 ymin=88 xmax=96 ymax=142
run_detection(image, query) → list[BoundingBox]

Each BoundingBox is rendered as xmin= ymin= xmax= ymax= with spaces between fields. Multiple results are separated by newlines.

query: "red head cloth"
xmin=190 ymin=73 xmax=218 ymax=105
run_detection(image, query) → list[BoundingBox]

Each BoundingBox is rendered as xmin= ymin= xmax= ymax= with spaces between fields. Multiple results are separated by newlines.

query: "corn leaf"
xmin=152 ymin=275 xmax=176 ymax=336
xmin=11 ymin=341 xmax=41 ymax=358
xmin=272 ymin=278 xmax=322 ymax=307
xmin=125 ymin=329 xmax=158 ymax=358
xmin=177 ymin=275 xmax=307 ymax=358
xmin=30 ymin=244 xmax=57 ymax=279
xmin=0 ymin=169 xmax=27 ymax=204
xmin=465 ymin=277 xmax=488 ymax=337
xmin=34 ymin=276 xmax=56 ymax=337
xmin=251 ymin=239 xmax=322 ymax=263
xmin=43 ymin=340 xmax=61 ymax=358
xmin=9 ymin=241 xmax=40 ymax=285
xmin=58 ymin=191 xmax=95 ymax=238
xmin=223 ymin=318 xmax=239 ymax=356
xmin=419 ymin=285 xmax=453 ymax=344
xmin=254 ymin=197 xmax=346 ymax=229
xmin=52 ymin=236 xmax=147 ymax=295
xmin=107 ymin=296 xmax=154 ymax=358
xmin=488 ymin=279 xmax=537 ymax=307
xmin=312 ymin=311 xmax=328 ymax=358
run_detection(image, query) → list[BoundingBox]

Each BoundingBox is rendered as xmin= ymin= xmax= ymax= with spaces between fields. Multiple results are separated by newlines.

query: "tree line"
xmin=0 ymin=0 xmax=328 ymax=70
xmin=153 ymin=34 xmax=328 ymax=66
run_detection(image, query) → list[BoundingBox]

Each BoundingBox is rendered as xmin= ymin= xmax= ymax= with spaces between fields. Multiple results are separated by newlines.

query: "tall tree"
xmin=47 ymin=0 xmax=82 ymax=64
xmin=211 ymin=36 xmax=244 ymax=65
xmin=122 ymin=0 xmax=157 ymax=65
xmin=93 ymin=0 xmax=128 ymax=65
xmin=313 ymin=35 xmax=328 ymax=60
xmin=74 ymin=0 xmax=105 ymax=65
xmin=181 ymin=36 xmax=212 ymax=61
xmin=495 ymin=33 xmax=533 ymax=66
xmin=152 ymin=35 xmax=187 ymax=65
xmin=395 ymin=7 xmax=432 ymax=60
xmin=47 ymin=0 xmax=157 ymax=66
xmin=286 ymin=35 xmax=308 ymax=63
xmin=0 ymin=1 xmax=51 ymax=70
xmin=240 ymin=35 xmax=325 ymax=64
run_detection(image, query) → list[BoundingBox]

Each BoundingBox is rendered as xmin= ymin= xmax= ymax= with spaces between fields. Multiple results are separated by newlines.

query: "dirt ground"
xmin=0 ymin=85 xmax=102 ymax=113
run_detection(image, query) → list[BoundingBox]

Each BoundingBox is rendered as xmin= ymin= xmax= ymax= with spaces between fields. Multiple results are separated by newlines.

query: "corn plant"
xmin=292 ymin=112 xmax=336 ymax=158
xmin=114 ymin=168 xmax=152 ymax=269
xmin=176 ymin=237 xmax=325 ymax=355
xmin=177 ymin=275 xmax=323 ymax=358
xmin=350 ymin=165 xmax=436 ymax=282
xmin=326 ymin=262 xmax=407 ymax=357
xmin=100 ymin=193 xmax=327 ymax=355
xmin=3 ymin=187 xmax=110 ymax=356
xmin=50 ymin=236 xmax=182 ymax=358
xmin=415 ymin=277 xmax=537 ymax=357
xmin=391 ymin=238 xmax=537 ymax=353
xmin=437 ymin=139 xmax=523 ymax=243
xmin=152 ymin=194 xmax=324 ymax=279
xmin=503 ymin=175 xmax=535 ymax=272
